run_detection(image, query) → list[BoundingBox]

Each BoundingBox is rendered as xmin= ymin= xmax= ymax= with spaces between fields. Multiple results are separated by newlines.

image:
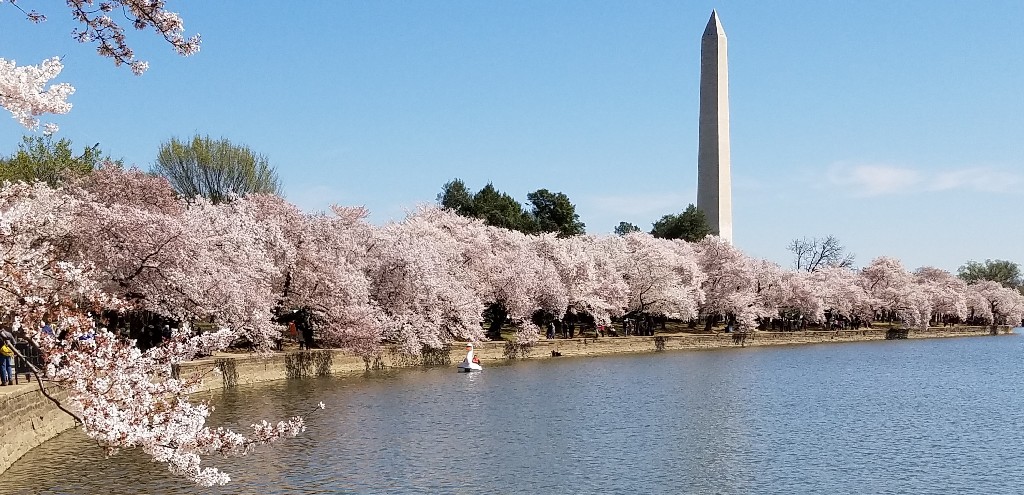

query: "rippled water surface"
xmin=4 ymin=332 xmax=1024 ymax=494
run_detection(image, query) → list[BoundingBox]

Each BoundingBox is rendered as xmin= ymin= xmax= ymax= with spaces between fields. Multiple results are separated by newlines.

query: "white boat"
xmin=457 ymin=343 xmax=483 ymax=372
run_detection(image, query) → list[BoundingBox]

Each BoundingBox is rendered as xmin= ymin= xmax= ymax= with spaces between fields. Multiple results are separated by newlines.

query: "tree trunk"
xmin=704 ymin=314 xmax=717 ymax=332
xmin=485 ymin=303 xmax=507 ymax=340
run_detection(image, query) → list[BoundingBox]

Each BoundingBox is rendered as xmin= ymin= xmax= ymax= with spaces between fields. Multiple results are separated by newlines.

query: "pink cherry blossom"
xmin=4 ymin=165 xmax=1022 ymax=487
xmin=2 ymin=1 xmax=200 ymax=130
xmin=614 ymin=232 xmax=704 ymax=321
xmin=696 ymin=236 xmax=763 ymax=329
xmin=0 ymin=57 xmax=74 ymax=130
xmin=967 ymin=280 xmax=1024 ymax=325
xmin=65 ymin=0 xmax=200 ymax=73
xmin=1 ymin=175 xmax=306 ymax=486
xmin=914 ymin=266 xmax=969 ymax=324
xmin=366 ymin=207 xmax=488 ymax=354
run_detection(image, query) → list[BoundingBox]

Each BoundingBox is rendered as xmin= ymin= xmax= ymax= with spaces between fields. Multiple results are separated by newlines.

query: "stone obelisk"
xmin=697 ymin=9 xmax=733 ymax=243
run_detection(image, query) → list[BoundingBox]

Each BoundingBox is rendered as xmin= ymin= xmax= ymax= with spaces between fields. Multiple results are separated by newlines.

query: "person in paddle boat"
xmin=465 ymin=343 xmax=480 ymax=364
xmin=459 ymin=342 xmax=483 ymax=371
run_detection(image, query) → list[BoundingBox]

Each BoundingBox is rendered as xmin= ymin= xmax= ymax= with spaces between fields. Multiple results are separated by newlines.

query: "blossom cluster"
xmin=9 ymin=167 xmax=1023 ymax=342
xmin=66 ymin=0 xmax=201 ymax=75
xmin=0 ymin=57 xmax=74 ymax=131
xmin=1 ymin=1 xmax=200 ymax=130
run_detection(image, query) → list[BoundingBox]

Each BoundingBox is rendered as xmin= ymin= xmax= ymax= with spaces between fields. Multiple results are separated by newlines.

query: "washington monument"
xmin=697 ymin=10 xmax=733 ymax=243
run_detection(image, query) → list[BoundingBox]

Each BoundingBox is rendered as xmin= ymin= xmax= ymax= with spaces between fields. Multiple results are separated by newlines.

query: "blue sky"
xmin=2 ymin=1 xmax=1022 ymax=272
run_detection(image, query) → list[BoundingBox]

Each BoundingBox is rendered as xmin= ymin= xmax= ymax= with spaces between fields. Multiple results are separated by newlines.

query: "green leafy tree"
xmin=437 ymin=180 xmax=585 ymax=237
xmin=438 ymin=178 xmax=475 ymax=216
xmin=614 ymin=221 xmax=641 ymax=236
xmin=152 ymin=135 xmax=282 ymax=204
xmin=958 ymin=259 xmax=1022 ymax=289
xmin=437 ymin=179 xmax=539 ymax=234
xmin=527 ymin=188 xmax=585 ymax=237
xmin=473 ymin=183 xmax=538 ymax=233
xmin=0 ymin=135 xmax=113 ymax=186
xmin=650 ymin=204 xmax=711 ymax=242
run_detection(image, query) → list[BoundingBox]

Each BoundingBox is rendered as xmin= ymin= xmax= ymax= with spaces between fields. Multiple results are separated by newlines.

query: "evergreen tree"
xmin=473 ymin=183 xmax=538 ymax=233
xmin=527 ymin=188 xmax=585 ymax=237
xmin=650 ymin=204 xmax=711 ymax=242
xmin=614 ymin=221 xmax=641 ymax=236
xmin=437 ymin=178 xmax=475 ymax=216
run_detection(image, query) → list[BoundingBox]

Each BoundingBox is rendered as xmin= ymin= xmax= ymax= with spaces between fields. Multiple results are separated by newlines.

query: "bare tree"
xmin=788 ymin=235 xmax=855 ymax=272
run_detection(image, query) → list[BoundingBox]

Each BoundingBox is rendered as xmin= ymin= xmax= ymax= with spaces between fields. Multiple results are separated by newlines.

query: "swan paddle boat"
xmin=457 ymin=343 xmax=483 ymax=372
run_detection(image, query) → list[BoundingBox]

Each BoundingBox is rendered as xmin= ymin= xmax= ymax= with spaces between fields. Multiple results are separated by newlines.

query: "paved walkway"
xmin=0 ymin=377 xmax=34 ymax=399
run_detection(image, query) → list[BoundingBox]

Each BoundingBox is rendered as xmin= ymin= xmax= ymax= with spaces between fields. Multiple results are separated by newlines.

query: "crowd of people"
xmin=542 ymin=314 xmax=664 ymax=340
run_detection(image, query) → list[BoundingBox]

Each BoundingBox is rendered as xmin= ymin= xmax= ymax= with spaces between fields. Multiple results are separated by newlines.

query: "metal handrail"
xmin=13 ymin=341 xmax=43 ymax=385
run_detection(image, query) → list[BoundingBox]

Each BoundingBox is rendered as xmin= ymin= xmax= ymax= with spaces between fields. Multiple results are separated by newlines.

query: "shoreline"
xmin=0 ymin=325 xmax=1014 ymax=474
xmin=468 ymin=325 xmax=1016 ymax=362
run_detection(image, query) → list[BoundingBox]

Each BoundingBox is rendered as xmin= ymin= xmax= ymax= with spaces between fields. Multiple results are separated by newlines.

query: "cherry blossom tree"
xmin=68 ymin=167 xmax=285 ymax=348
xmin=366 ymin=206 xmax=487 ymax=355
xmin=473 ymin=223 xmax=556 ymax=344
xmin=0 ymin=182 xmax=92 ymax=328
xmin=239 ymin=195 xmax=384 ymax=355
xmin=967 ymin=280 xmax=1024 ymax=326
xmin=613 ymin=232 xmax=704 ymax=321
xmin=750 ymin=260 xmax=826 ymax=327
xmin=0 ymin=178 xmax=308 ymax=486
xmin=35 ymin=325 xmax=308 ymax=486
xmin=74 ymin=169 xmax=388 ymax=355
xmin=696 ymin=236 xmax=763 ymax=330
xmin=857 ymin=257 xmax=920 ymax=326
xmin=78 ymin=162 xmax=181 ymax=212
xmin=535 ymin=233 xmax=629 ymax=326
xmin=397 ymin=206 xmax=535 ymax=343
xmin=63 ymin=0 xmax=201 ymax=74
xmin=177 ymin=198 xmax=285 ymax=346
xmin=807 ymin=266 xmax=872 ymax=325
xmin=913 ymin=266 xmax=968 ymax=325
xmin=0 ymin=57 xmax=73 ymax=132
xmin=899 ymin=282 xmax=933 ymax=329
xmin=521 ymin=233 xmax=572 ymax=323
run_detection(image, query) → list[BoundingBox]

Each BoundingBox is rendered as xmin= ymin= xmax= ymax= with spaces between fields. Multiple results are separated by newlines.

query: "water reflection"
xmin=3 ymin=333 xmax=1024 ymax=494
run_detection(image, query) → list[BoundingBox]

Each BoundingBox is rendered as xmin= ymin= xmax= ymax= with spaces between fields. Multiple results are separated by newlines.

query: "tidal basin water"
xmin=4 ymin=332 xmax=1024 ymax=494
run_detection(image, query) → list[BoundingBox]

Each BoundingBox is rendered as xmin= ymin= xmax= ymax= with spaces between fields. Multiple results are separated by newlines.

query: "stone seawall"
xmin=0 ymin=383 xmax=76 ymax=475
xmin=0 ymin=325 xmax=1013 ymax=474
xmin=466 ymin=325 xmax=1014 ymax=361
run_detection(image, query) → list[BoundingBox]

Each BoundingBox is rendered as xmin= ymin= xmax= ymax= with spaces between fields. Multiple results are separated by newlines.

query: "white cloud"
xmin=927 ymin=168 xmax=1023 ymax=193
xmin=826 ymin=163 xmax=1022 ymax=196
xmin=826 ymin=164 xmax=922 ymax=196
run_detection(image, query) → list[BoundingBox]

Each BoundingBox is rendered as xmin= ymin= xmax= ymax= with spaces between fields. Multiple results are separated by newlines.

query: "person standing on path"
xmin=1 ymin=323 xmax=16 ymax=386
xmin=287 ymin=321 xmax=300 ymax=349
